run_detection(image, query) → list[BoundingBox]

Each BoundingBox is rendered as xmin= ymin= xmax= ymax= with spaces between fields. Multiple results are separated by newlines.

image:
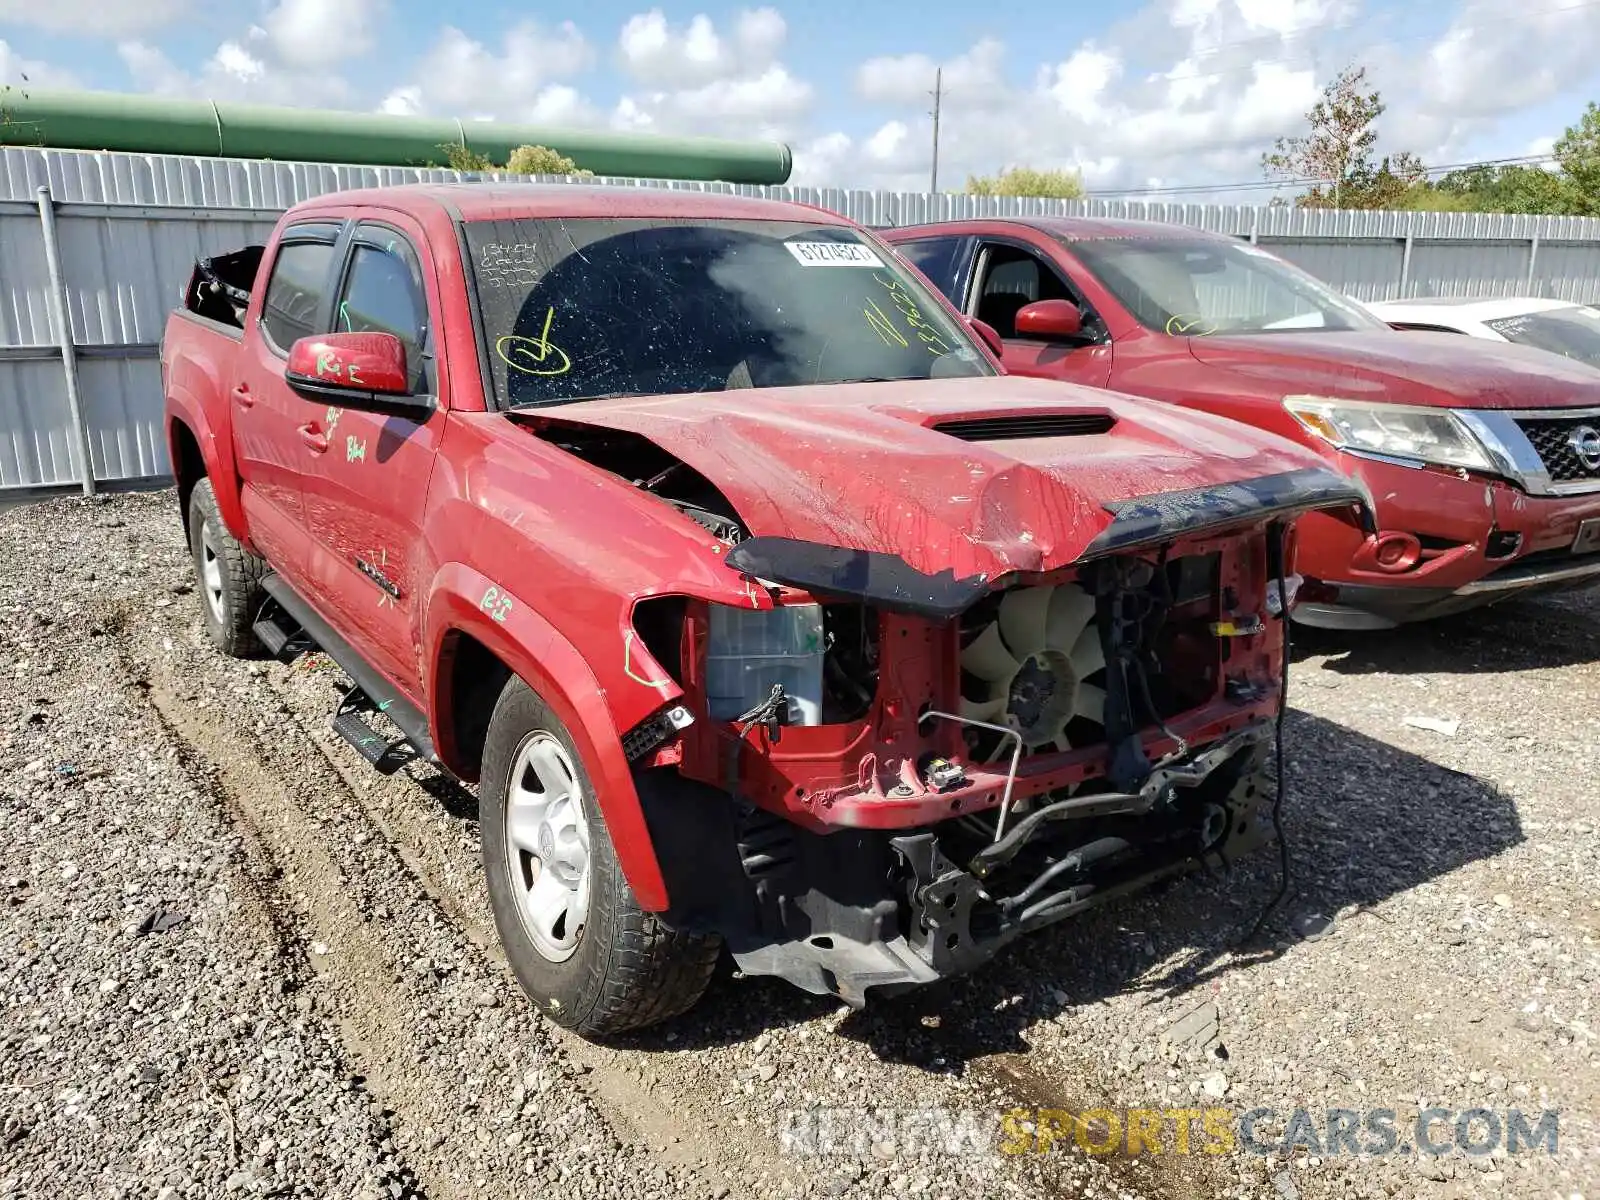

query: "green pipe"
xmin=0 ymin=88 xmax=793 ymax=184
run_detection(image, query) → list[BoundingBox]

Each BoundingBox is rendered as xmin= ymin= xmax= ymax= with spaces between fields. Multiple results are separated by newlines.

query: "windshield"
xmin=1065 ymin=236 xmax=1387 ymax=336
xmin=1485 ymin=306 xmax=1600 ymax=367
xmin=462 ymin=217 xmax=992 ymax=408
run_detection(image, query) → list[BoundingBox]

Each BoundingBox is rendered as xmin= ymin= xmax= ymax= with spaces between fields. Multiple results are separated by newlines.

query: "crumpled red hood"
xmin=1187 ymin=330 xmax=1600 ymax=410
xmin=529 ymin=376 xmax=1350 ymax=581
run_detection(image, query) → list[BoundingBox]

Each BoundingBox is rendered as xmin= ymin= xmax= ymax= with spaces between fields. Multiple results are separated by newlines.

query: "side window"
xmin=894 ymin=237 xmax=963 ymax=303
xmin=335 ymin=234 xmax=429 ymax=390
xmin=260 ymin=240 xmax=337 ymax=352
xmin=973 ymin=243 xmax=1109 ymax=343
xmin=972 ymin=244 xmax=1079 ymax=339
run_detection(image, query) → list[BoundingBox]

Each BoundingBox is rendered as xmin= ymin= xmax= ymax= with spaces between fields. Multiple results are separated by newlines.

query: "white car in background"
xmin=1365 ymin=296 xmax=1600 ymax=367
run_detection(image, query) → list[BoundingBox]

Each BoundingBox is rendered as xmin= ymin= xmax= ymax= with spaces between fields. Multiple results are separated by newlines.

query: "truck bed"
xmin=182 ymin=245 xmax=265 ymax=330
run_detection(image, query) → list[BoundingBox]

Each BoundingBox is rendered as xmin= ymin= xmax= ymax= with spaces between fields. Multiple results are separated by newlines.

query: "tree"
xmin=0 ymin=77 xmax=31 ymax=144
xmin=965 ymin=166 xmax=1084 ymax=199
xmin=1553 ymin=100 xmax=1600 ymax=215
xmin=1357 ymin=150 xmax=1429 ymax=209
xmin=438 ymin=142 xmax=497 ymax=172
xmin=1422 ymin=161 xmax=1583 ymax=215
xmin=505 ymin=144 xmax=590 ymax=176
xmin=1262 ymin=65 xmax=1389 ymax=208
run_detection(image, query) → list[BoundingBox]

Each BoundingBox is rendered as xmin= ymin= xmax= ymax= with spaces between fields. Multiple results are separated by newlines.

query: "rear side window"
xmin=260 ymin=241 xmax=336 ymax=352
xmin=335 ymin=238 xmax=429 ymax=388
xmin=894 ymin=237 xmax=963 ymax=301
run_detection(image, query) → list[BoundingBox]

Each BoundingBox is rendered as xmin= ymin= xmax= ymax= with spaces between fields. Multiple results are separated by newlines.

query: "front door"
xmin=969 ymin=241 xmax=1114 ymax=388
xmin=234 ymin=224 xmax=343 ymax=578
xmin=296 ymin=216 xmax=445 ymax=697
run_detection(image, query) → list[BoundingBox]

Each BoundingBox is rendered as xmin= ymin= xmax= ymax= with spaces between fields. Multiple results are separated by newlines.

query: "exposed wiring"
xmin=1243 ymin=522 xmax=1293 ymax=946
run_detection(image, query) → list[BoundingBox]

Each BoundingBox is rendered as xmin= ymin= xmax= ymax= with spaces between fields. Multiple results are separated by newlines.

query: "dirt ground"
xmin=1 ymin=490 xmax=1596 ymax=1200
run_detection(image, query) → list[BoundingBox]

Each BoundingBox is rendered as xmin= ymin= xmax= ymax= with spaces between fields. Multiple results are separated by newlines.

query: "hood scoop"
xmin=931 ymin=412 xmax=1116 ymax=441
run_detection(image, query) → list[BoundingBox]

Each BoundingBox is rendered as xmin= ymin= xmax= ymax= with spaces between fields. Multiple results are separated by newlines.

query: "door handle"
xmin=297 ymin=424 xmax=329 ymax=453
xmin=232 ymin=384 xmax=255 ymax=409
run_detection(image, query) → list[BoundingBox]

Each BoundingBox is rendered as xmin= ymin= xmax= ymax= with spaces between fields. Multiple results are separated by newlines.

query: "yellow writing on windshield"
xmin=863 ymin=297 xmax=909 ymax=349
xmin=496 ymin=306 xmax=572 ymax=377
xmin=866 ymin=272 xmax=953 ymax=356
xmin=1165 ymin=313 xmax=1219 ymax=337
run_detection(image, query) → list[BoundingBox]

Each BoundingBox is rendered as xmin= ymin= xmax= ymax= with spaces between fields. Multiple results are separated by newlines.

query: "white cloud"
xmin=262 ymin=0 xmax=388 ymax=69
xmin=0 ymin=0 xmax=187 ymax=37
xmin=618 ymin=7 xmax=786 ymax=88
xmin=377 ymin=21 xmax=594 ymax=120
xmin=617 ymin=64 xmax=811 ymax=135
xmin=0 ymin=39 xmax=80 ymax=89
xmin=18 ymin=0 xmax=1593 ymax=202
xmin=856 ymin=39 xmax=1007 ymax=110
xmin=823 ymin=0 xmax=1368 ymax=194
xmin=1042 ymin=46 xmax=1122 ymax=123
xmin=610 ymin=8 xmax=812 ymax=139
xmin=212 ymin=41 xmax=266 ymax=86
xmin=865 ymin=121 xmax=909 ymax=161
xmin=1414 ymin=0 xmax=1600 ymax=118
xmin=117 ymin=30 xmax=353 ymax=107
xmin=378 ymin=85 xmax=422 ymax=117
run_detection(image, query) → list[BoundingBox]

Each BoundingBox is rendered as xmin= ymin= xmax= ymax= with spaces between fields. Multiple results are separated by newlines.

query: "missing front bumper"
xmin=727 ymin=724 xmax=1274 ymax=1005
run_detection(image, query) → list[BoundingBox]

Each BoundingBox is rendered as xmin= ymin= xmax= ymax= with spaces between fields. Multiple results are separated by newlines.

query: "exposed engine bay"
xmin=632 ymin=517 xmax=1295 ymax=1005
xmin=521 ymin=412 xmax=1352 ymax=1004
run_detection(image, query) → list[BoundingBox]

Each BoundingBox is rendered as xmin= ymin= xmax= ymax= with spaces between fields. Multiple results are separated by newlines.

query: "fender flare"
xmin=424 ymin=563 xmax=670 ymax=912
xmin=166 ymin=385 xmax=252 ymax=548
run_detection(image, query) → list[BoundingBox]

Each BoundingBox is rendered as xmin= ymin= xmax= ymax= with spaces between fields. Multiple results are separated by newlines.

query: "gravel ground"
xmin=0 ymin=490 xmax=1596 ymax=1200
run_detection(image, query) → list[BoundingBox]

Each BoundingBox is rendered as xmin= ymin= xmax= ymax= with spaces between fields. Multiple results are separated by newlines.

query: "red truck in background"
xmin=880 ymin=218 xmax=1600 ymax=629
xmin=162 ymin=185 xmax=1369 ymax=1036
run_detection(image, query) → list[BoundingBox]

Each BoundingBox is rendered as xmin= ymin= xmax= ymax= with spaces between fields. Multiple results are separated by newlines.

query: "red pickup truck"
xmin=162 ymin=185 xmax=1368 ymax=1035
xmin=880 ymin=218 xmax=1600 ymax=629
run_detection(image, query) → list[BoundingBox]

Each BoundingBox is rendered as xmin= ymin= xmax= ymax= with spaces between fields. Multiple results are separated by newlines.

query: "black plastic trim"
xmin=1084 ymin=466 xmax=1376 ymax=557
xmin=723 ymin=536 xmax=990 ymax=620
xmin=261 ymin=574 xmax=437 ymax=761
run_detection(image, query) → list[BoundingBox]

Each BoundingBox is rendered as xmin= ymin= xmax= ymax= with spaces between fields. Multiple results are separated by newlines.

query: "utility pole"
xmin=929 ymin=67 xmax=942 ymax=193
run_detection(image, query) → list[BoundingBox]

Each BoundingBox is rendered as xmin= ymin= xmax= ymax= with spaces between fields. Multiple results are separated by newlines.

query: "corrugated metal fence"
xmin=6 ymin=144 xmax=1600 ymax=492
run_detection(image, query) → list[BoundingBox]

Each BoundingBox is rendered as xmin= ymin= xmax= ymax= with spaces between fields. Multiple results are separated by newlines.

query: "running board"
xmin=260 ymin=573 xmax=438 ymax=768
xmin=331 ymin=688 xmax=417 ymax=775
xmin=252 ymin=598 xmax=315 ymax=662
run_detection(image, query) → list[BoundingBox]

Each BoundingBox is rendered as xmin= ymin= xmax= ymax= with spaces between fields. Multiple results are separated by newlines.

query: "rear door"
xmin=297 ymin=215 xmax=447 ymax=696
xmin=234 ymin=221 xmax=344 ymax=579
xmin=966 ymin=237 xmax=1114 ymax=388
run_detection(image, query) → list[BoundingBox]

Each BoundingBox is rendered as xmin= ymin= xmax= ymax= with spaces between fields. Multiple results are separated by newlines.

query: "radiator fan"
xmin=960 ymin=583 xmax=1107 ymax=759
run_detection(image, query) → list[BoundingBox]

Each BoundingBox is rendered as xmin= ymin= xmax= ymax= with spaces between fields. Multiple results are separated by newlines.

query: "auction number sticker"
xmin=784 ymin=240 xmax=884 ymax=267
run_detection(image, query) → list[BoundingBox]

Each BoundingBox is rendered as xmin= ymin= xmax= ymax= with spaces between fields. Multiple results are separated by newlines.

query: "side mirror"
xmin=966 ymin=316 xmax=1005 ymax=359
xmin=1014 ymin=299 xmax=1084 ymax=341
xmin=285 ymin=332 xmax=421 ymax=412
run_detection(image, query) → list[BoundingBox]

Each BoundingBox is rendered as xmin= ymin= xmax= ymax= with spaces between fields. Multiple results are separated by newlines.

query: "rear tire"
xmin=187 ymin=478 xmax=266 ymax=658
xmin=481 ymin=677 xmax=720 ymax=1036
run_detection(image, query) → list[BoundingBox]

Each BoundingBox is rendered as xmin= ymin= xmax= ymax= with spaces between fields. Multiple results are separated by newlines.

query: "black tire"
xmin=481 ymin=677 xmax=720 ymax=1036
xmin=187 ymin=478 xmax=267 ymax=658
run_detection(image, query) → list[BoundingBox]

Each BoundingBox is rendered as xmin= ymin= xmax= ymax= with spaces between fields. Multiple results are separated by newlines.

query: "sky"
xmin=0 ymin=0 xmax=1597 ymax=201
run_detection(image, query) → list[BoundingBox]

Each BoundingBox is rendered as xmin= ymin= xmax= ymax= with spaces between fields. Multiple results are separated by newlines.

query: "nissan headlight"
xmin=1282 ymin=396 xmax=1494 ymax=472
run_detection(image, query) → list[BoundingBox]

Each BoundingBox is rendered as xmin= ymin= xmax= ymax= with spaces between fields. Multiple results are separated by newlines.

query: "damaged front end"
xmin=625 ymin=467 xmax=1370 ymax=1006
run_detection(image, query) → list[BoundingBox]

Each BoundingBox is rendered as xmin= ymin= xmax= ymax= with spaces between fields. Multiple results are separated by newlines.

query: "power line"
xmin=1082 ymin=154 xmax=1559 ymax=199
xmin=929 ymin=0 xmax=1596 ymax=199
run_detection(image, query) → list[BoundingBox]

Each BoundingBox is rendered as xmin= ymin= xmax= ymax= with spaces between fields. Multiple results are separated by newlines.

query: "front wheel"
xmin=480 ymin=678 xmax=720 ymax=1036
xmin=187 ymin=478 xmax=266 ymax=658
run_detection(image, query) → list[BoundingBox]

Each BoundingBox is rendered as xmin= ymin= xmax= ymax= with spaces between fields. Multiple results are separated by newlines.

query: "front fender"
xmin=424 ymin=563 xmax=672 ymax=912
xmin=166 ymin=384 xmax=252 ymax=549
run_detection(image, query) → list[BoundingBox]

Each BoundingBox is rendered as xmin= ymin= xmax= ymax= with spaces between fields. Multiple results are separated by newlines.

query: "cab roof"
xmin=286 ymin=183 xmax=850 ymax=227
